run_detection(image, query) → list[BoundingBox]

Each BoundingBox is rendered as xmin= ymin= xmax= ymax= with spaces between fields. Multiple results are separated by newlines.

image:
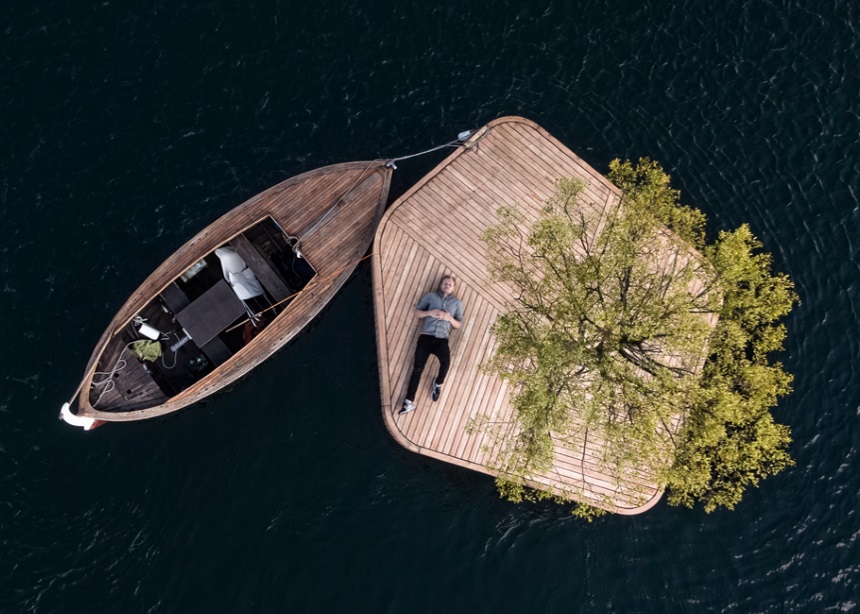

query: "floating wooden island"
xmin=372 ymin=116 xmax=668 ymax=514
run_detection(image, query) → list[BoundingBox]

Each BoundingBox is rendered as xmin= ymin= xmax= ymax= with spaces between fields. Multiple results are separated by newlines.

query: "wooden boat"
xmin=61 ymin=160 xmax=393 ymax=428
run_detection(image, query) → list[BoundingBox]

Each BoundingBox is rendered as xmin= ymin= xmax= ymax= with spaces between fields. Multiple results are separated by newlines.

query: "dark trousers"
xmin=405 ymin=335 xmax=451 ymax=401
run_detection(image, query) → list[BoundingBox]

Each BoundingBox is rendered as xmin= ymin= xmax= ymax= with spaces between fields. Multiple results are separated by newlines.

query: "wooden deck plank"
xmin=384 ymin=237 xmax=423 ymax=346
xmin=487 ymin=130 xmax=612 ymax=222
xmin=390 ymin=251 xmax=439 ymax=413
xmin=459 ymin=140 xmax=559 ymax=209
xmin=430 ymin=167 xmax=540 ymax=236
xmin=439 ymin=294 xmax=496 ymax=455
xmin=434 ymin=291 xmax=491 ymax=454
xmin=426 ymin=284 xmax=482 ymax=452
xmin=493 ymin=122 xmax=616 ymax=201
xmin=455 ymin=362 xmax=500 ymax=464
xmin=373 ymin=117 xmax=686 ymax=514
xmin=471 ymin=376 xmax=513 ymax=467
xmin=392 ymin=195 xmax=510 ymax=308
xmin=392 ymin=258 xmax=443 ymax=432
xmin=381 ymin=223 xmax=409 ymax=277
xmin=504 ymin=125 xmax=617 ymax=198
xmin=444 ymin=160 xmax=545 ymax=218
xmin=466 ymin=130 xmax=564 ymax=204
xmin=469 ymin=131 xmax=609 ymax=222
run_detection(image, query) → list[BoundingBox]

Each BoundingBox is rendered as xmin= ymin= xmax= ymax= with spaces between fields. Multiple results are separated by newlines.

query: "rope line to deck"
xmin=385 ymin=129 xmax=477 ymax=166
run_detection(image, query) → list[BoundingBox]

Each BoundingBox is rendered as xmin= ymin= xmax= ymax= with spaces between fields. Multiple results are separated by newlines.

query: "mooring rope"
xmin=90 ymin=341 xmax=137 ymax=408
xmin=384 ymin=130 xmax=475 ymax=167
xmin=287 ymin=129 xmax=475 ymax=257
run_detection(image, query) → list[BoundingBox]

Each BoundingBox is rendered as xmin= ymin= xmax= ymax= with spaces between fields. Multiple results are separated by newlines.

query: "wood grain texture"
xmin=77 ymin=160 xmax=392 ymax=422
xmin=372 ymin=116 xmax=672 ymax=514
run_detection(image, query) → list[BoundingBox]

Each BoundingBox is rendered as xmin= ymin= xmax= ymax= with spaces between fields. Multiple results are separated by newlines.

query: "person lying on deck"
xmin=400 ymin=274 xmax=464 ymax=415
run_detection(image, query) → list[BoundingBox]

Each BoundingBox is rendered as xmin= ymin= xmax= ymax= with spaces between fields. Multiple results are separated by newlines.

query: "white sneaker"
xmin=399 ymin=399 xmax=416 ymax=415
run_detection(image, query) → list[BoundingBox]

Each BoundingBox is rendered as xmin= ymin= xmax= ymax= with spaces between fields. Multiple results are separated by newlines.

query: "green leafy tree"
xmin=479 ymin=159 xmax=796 ymax=513
xmin=667 ymin=224 xmax=796 ymax=511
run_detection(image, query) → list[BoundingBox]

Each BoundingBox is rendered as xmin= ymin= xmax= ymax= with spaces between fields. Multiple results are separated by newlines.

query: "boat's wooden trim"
xmin=76 ymin=160 xmax=392 ymax=421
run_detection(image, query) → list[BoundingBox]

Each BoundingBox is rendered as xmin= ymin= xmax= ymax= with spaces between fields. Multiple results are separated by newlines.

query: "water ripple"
xmin=2 ymin=0 xmax=860 ymax=611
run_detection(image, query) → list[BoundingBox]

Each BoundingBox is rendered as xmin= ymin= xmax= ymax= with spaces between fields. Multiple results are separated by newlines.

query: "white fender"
xmin=60 ymin=402 xmax=98 ymax=430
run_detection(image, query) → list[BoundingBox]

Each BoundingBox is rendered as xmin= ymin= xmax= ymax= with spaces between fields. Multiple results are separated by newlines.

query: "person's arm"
xmin=423 ymin=308 xmax=460 ymax=328
xmin=416 ymin=307 xmax=455 ymax=322
xmin=414 ymin=294 xmax=435 ymax=319
xmin=412 ymin=294 xmax=436 ymax=318
xmin=452 ymin=303 xmax=464 ymax=329
xmin=446 ymin=311 xmax=461 ymax=329
xmin=446 ymin=300 xmax=464 ymax=330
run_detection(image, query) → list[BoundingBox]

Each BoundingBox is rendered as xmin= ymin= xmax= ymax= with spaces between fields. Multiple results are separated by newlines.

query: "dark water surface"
xmin=2 ymin=1 xmax=858 ymax=612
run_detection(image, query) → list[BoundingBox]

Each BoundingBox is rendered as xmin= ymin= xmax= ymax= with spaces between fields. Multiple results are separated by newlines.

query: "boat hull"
xmin=73 ymin=160 xmax=392 ymax=423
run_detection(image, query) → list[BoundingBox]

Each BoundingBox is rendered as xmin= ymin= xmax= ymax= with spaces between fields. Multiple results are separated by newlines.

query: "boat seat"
xmin=214 ymin=247 xmax=265 ymax=301
xmin=230 ymin=234 xmax=292 ymax=302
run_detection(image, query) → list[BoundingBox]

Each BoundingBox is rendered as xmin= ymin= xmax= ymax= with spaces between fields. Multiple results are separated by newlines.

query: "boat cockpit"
xmin=88 ymin=217 xmax=316 ymax=412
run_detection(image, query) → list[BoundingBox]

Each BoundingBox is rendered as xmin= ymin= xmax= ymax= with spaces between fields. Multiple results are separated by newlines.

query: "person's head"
xmin=439 ymin=275 xmax=456 ymax=296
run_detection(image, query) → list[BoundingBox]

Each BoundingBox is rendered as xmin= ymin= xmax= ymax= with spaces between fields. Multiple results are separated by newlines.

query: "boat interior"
xmin=88 ymin=217 xmax=316 ymax=412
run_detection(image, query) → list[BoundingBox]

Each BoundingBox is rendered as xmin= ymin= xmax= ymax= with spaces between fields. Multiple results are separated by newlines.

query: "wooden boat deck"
xmin=77 ymin=160 xmax=392 ymax=422
xmin=372 ymin=117 xmax=667 ymax=514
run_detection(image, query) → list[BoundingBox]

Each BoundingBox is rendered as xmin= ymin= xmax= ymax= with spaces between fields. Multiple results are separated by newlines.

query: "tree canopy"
xmin=479 ymin=158 xmax=796 ymax=513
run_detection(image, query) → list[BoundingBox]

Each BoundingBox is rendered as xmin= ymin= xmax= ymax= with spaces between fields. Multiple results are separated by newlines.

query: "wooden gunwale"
xmin=77 ymin=160 xmax=392 ymax=422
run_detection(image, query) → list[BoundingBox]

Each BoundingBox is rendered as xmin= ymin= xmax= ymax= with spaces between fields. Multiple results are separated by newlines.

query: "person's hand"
xmin=430 ymin=309 xmax=448 ymax=321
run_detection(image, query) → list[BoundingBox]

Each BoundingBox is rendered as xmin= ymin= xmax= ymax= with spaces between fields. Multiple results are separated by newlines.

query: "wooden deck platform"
xmin=372 ymin=116 xmax=666 ymax=514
